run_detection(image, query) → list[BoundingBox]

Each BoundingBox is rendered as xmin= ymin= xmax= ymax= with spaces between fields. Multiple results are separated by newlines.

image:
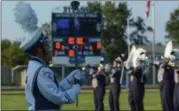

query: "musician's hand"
xmin=74 ymin=69 xmax=87 ymax=86
xmin=74 ymin=71 xmax=86 ymax=83
xmin=168 ymin=61 xmax=175 ymax=67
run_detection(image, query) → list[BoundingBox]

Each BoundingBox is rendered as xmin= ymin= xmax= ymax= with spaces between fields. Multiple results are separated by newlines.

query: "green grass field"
xmin=2 ymin=89 xmax=162 ymax=110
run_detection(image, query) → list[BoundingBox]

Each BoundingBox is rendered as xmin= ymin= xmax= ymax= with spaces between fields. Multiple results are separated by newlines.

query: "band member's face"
xmin=98 ymin=67 xmax=101 ymax=72
xmin=42 ymin=40 xmax=52 ymax=64
xmin=117 ymin=63 xmax=121 ymax=67
xmin=164 ymin=58 xmax=170 ymax=63
xmin=113 ymin=61 xmax=121 ymax=67
xmin=98 ymin=67 xmax=104 ymax=72
xmin=113 ymin=61 xmax=117 ymax=67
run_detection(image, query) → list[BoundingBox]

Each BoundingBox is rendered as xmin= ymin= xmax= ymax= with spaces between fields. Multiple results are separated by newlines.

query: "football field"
xmin=2 ymin=89 xmax=162 ymax=110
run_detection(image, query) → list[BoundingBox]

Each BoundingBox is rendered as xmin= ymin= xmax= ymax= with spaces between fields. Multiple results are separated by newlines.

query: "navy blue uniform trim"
xmin=32 ymin=65 xmax=60 ymax=110
xmin=64 ymin=92 xmax=71 ymax=102
xmin=30 ymin=56 xmax=47 ymax=66
xmin=59 ymin=85 xmax=65 ymax=91
xmin=31 ymin=65 xmax=45 ymax=95
xmin=59 ymin=78 xmax=72 ymax=91
xmin=66 ymin=78 xmax=73 ymax=85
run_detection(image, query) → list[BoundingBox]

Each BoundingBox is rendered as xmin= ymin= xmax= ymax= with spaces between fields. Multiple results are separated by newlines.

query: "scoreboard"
xmin=51 ymin=11 xmax=102 ymax=65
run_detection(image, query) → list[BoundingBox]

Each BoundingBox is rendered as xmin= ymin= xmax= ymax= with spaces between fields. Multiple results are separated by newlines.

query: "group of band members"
xmin=89 ymin=49 xmax=179 ymax=111
xmin=154 ymin=50 xmax=179 ymax=111
xmin=89 ymin=45 xmax=179 ymax=111
xmin=90 ymin=54 xmax=147 ymax=111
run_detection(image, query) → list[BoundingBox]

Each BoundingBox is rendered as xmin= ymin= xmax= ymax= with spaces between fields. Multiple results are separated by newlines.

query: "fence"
xmin=1 ymin=64 xmax=160 ymax=87
xmin=51 ymin=64 xmax=160 ymax=87
xmin=1 ymin=66 xmax=12 ymax=85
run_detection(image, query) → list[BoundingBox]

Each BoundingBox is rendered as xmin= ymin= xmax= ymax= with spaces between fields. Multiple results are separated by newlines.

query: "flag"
xmin=75 ymin=18 xmax=80 ymax=29
xmin=145 ymin=0 xmax=151 ymax=18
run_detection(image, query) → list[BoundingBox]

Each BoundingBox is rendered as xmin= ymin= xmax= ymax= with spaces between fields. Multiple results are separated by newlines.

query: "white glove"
xmin=74 ymin=70 xmax=86 ymax=80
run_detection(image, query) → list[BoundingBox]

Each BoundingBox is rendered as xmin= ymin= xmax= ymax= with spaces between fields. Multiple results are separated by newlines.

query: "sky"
xmin=2 ymin=1 xmax=179 ymax=44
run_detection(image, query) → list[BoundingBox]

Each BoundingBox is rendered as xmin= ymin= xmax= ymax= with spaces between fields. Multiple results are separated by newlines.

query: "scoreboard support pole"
xmin=74 ymin=13 xmax=79 ymax=108
xmin=71 ymin=1 xmax=80 ymax=108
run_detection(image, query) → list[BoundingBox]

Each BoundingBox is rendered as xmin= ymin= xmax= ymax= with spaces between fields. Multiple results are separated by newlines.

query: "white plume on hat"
xmin=14 ymin=2 xmax=38 ymax=33
xmin=125 ymin=45 xmax=136 ymax=68
xmin=164 ymin=41 xmax=173 ymax=59
xmin=163 ymin=41 xmax=179 ymax=61
xmin=13 ymin=2 xmax=46 ymax=52
xmin=132 ymin=48 xmax=147 ymax=68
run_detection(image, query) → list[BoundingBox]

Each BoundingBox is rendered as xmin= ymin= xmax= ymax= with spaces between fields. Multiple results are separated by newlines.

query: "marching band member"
xmin=173 ymin=49 xmax=179 ymax=111
xmin=14 ymin=2 xmax=86 ymax=110
xmin=91 ymin=64 xmax=106 ymax=111
xmin=174 ymin=67 xmax=179 ymax=111
xmin=154 ymin=41 xmax=175 ymax=111
xmin=126 ymin=48 xmax=148 ymax=111
xmin=157 ymin=59 xmax=175 ymax=111
xmin=108 ymin=57 xmax=122 ymax=111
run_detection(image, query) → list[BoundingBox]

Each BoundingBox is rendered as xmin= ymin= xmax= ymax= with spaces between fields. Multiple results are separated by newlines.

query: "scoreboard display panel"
xmin=51 ymin=12 xmax=102 ymax=65
xmin=53 ymin=17 xmax=100 ymax=37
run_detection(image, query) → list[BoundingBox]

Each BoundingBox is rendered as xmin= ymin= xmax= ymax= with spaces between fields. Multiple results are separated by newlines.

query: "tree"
xmin=1 ymin=23 xmax=52 ymax=67
xmin=156 ymin=42 xmax=163 ymax=46
xmin=129 ymin=16 xmax=153 ymax=45
xmin=8 ymin=41 xmax=29 ymax=67
xmin=87 ymin=2 xmax=102 ymax=13
xmin=87 ymin=1 xmax=153 ymax=62
xmin=2 ymin=39 xmax=11 ymax=66
xmin=1 ymin=39 xmax=29 ymax=67
xmin=87 ymin=1 xmax=130 ymax=62
xmin=42 ymin=23 xmax=52 ymax=39
xmin=166 ymin=6 xmax=179 ymax=44
xmin=1 ymin=39 xmax=11 ymax=51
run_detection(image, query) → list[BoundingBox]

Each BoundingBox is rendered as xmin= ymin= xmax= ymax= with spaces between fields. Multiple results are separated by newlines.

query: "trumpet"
xmin=152 ymin=57 xmax=179 ymax=69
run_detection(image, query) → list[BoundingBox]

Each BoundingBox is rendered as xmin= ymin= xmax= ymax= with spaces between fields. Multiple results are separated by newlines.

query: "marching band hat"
xmin=100 ymin=57 xmax=104 ymax=61
xmin=13 ymin=2 xmax=49 ymax=53
xmin=99 ymin=64 xmax=104 ymax=69
xmin=114 ymin=57 xmax=122 ymax=63
xmin=20 ymin=28 xmax=48 ymax=52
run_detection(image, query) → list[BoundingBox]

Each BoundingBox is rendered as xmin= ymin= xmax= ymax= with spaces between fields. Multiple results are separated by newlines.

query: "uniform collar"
xmin=30 ymin=56 xmax=47 ymax=66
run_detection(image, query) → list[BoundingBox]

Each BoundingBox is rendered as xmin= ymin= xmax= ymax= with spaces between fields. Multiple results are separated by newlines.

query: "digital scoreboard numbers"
xmin=54 ymin=37 xmax=101 ymax=56
xmin=52 ymin=11 xmax=102 ymax=65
